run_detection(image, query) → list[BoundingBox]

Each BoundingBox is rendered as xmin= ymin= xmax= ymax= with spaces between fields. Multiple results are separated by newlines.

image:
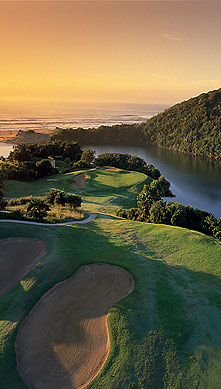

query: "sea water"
xmin=0 ymin=102 xmax=167 ymax=133
xmin=0 ymin=102 xmax=220 ymax=217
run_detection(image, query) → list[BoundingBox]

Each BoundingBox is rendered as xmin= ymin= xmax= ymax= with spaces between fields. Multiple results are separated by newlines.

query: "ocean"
xmin=1 ymin=101 xmax=220 ymax=217
xmin=0 ymin=102 xmax=168 ymax=133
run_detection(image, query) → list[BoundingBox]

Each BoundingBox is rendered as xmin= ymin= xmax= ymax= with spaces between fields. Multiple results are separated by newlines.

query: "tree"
xmin=165 ymin=202 xmax=187 ymax=227
xmin=54 ymin=191 xmax=66 ymax=206
xmin=66 ymin=194 xmax=82 ymax=209
xmin=137 ymin=176 xmax=174 ymax=221
xmin=45 ymin=189 xmax=62 ymax=205
xmin=0 ymin=171 xmax=7 ymax=210
xmin=9 ymin=144 xmax=31 ymax=162
xmin=149 ymin=200 xmax=168 ymax=224
xmin=137 ymin=184 xmax=155 ymax=220
xmin=26 ymin=198 xmax=51 ymax=221
xmin=81 ymin=149 xmax=95 ymax=163
xmin=0 ymin=190 xmax=7 ymax=210
xmin=45 ymin=189 xmax=66 ymax=205
xmin=36 ymin=159 xmax=55 ymax=178
xmin=94 ymin=152 xmax=161 ymax=179
xmin=149 ymin=176 xmax=174 ymax=199
xmin=0 ymin=171 xmax=4 ymax=189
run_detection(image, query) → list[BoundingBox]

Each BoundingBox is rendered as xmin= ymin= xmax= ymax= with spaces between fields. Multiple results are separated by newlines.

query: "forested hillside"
xmin=143 ymin=88 xmax=221 ymax=159
xmin=10 ymin=89 xmax=220 ymax=160
xmin=51 ymin=123 xmax=146 ymax=146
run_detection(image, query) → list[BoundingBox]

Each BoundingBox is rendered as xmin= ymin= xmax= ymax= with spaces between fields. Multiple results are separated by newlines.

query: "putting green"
xmin=0 ymin=166 xmax=220 ymax=389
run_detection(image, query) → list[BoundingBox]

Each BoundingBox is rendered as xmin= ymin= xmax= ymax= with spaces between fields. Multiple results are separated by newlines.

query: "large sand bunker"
xmin=15 ymin=263 xmax=134 ymax=389
xmin=0 ymin=238 xmax=47 ymax=299
xmin=72 ymin=173 xmax=89 ymax=189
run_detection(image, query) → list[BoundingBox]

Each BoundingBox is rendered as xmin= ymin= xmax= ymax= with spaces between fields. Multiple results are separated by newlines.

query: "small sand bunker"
xmin=72 ymin=173 xmax=88 ymax=188
xmin=105 ymin=168 xmax=118 ymax=171
xmin=0 ymin=238 xmax=47 ymax=300
xmin=15 ymin=263 xmax=134 ymax=389
xmin=97 ymin=167 xmax=118 ymax=171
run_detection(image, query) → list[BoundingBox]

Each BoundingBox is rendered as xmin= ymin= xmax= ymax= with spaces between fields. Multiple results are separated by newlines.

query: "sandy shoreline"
xmin=0 ymin=129 xmax=54 ymax=143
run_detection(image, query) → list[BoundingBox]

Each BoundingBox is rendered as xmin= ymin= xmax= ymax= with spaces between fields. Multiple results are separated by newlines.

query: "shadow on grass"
xmin=0 ymin=221 xmax=220 ymax=388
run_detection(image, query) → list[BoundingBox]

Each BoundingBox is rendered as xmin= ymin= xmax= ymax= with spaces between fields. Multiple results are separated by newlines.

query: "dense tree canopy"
xmin=51 ymin=123 xmax=145 ymax=146
xmin=1 ymin=160 xmax=57 ymax=181
xmin=9 ymin=140 xmax=82 ymax=162
xmin=0 ymin=171 xmax=7 ymax=210
xmin=1 ymin=140 xmax=83 ymax=182
xmin=50 ymin=89 xmax=220 ymax=160
xmin=95 ymin=152 xmax=161 ymax=179
xmin=143 ymin=88 xmax=221 ymax=160
xmin=117 ymin=176 xmax=221 ymax=240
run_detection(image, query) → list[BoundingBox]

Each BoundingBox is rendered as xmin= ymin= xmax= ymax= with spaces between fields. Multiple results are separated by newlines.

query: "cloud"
xmin=162 ymin=33 xmax=183 ymax=41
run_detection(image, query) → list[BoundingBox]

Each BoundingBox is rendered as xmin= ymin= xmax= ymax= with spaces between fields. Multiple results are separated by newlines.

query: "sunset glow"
xmin=0 ymin=1 xmax=220 ymax=105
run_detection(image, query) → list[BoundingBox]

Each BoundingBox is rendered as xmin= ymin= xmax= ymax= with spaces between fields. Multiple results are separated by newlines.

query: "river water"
xmin=0 ymin=141 xmax=220 ymax=217
xmin=85 ymin=144 xmax=221 ymax=218
xmin=0 ymin=143 xmax=15 ymax=158
xmin=0 ymin=99 xmax=220 ymax=217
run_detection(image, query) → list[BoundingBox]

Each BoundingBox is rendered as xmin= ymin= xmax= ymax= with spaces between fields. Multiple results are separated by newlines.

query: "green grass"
xmin=1 ymin=168 xmax=221 ymax=388
xmin=5 ymin=168 xmax=150 ymax=213
xmin=5 ymin=202 xmax=86 ymax=223
xmin=5 ymin=171 xmax=78 ymax=197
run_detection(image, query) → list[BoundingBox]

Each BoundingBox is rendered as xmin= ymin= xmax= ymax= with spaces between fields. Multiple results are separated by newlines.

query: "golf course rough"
xmin=0 ymin=237 xmax=47 ymax=299
xmin=15 ymin=263 xmax=134 ymax=389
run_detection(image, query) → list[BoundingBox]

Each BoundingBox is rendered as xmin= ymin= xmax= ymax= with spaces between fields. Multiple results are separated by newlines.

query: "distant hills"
xmin=143 ymin=88 xmax=221 ymax=160
xmin=8 ymin=88 xmax=221 ymax=160
xmin=8 ymin=130 xmax=50 ymax=145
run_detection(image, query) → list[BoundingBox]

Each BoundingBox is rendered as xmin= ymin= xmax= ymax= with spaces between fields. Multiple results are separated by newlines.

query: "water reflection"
xmin=0 ymin=142 xmax=14 ymax=158
xmin=87 ymin=144 xmax=221 ymax=217
xmin=1 ymin=142 xmax=220 ymax=217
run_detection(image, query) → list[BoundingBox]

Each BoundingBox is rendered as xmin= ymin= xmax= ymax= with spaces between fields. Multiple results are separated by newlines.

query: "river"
xmin=85 ymin=144 xmax=221 ymax=218
xmin=0 ymin=142 xmax=15 ymax=158
xmin=0 ymin=142 xmax=220 ymax=217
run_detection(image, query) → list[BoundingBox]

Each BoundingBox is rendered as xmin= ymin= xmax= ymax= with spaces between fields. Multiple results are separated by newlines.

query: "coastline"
xmin=1 ymin=128 xmax=220 ymax=162
xmin=0 ymin=129 xmax=54 ymax=144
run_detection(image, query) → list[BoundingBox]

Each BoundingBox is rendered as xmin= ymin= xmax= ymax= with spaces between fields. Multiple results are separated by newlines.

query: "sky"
xmin=0 ymin=1 xmax=220 ymax=105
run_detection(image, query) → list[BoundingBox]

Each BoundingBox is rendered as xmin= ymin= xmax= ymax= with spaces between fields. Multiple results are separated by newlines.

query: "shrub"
xmin=81 ymin=149 xmax=95 ymax=163
xmin=66 ymin=194 xmax=82 ymax=208
xmin=0 ymin=209 xmax=24 ymax=220
xmin=8 ymin=196 xmax=33 ymax=206
xmin=26 ymin=198 xmax=51 ymax=221
xmin=73 ymin=160 xmax=91 ymax=169
xmin=0 ymin=194 xmax=7 ymax=210
xmin=45 ymin=189 xmax=64 ymax=205
xmin=54 ymin=191 xmax=66 ymax=206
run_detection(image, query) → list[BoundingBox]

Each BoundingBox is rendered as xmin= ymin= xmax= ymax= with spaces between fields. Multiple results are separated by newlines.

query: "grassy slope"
xmin=5 ymin=168 xmax=150 ymax=213
xmin=1 ymin=169 xmax=221 ymax=389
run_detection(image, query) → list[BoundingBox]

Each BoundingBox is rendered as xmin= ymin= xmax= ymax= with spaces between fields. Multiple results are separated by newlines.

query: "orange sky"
xmin=0 ymin=1 xmax=220 ymax=105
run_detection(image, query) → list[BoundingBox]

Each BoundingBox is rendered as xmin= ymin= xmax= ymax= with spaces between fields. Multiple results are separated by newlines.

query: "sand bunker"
xmin=72 ymin=173 xmax=88 ymax=188
xmin=105 ymin=168 xmax=118 ymax=171
xmin=97 ymin=167 xmax=118 ymax=171
xmin=16 ymin=263 xmax=134 ymax=389
xmin=0 ymin=238 xmax=47 ymax=300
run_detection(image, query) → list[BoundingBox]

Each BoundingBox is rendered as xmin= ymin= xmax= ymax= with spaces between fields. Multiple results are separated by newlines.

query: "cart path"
xmin=0 ymin=212 xmax=97 ymax=226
